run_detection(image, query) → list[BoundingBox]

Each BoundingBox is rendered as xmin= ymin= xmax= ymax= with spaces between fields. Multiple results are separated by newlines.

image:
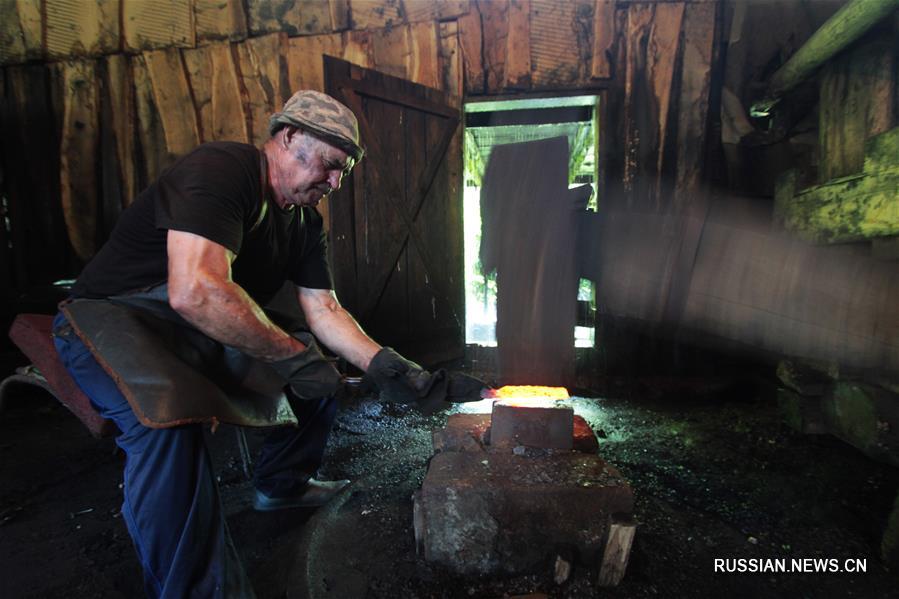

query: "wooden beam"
xmin=479 ymin=0 xmax=510 ymax=94
xmin=183 ymin=42 xmax=248 ymax=144
xmin=46 ymin=0 xmax=120 ymax=59
xmin=591 ymin=0 xmax=615 ymax=79
xmin=438 ymin=20 xmax=463 ymax=104
xmin=409 ymin=21 xmax=441 ymax=90
xmin=132 ymin=55 xmax=168 ymax=184
xmin=194 ymin=0 xmax=247 ymax=42
xmin=238 ymin=33 xmax=287 ymax=145
xmin=59 ymin=60 xmax=100 ymax=261
xmin=457 ymin=2 xmax=485 ymax=94
xmin=123 ymin=0 xmax=195 ymax=52
xmin=143 ymin=48 xmax=200 ymax=158
xmin=105 ymin=54 xmax=137 ymax=206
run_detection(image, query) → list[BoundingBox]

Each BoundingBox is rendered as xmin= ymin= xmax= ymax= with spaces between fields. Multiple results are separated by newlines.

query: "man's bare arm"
xmin=167 ymin=230 xmax=303 ymax=361
xmin=297 ymin=286 xmax=381 ymax=371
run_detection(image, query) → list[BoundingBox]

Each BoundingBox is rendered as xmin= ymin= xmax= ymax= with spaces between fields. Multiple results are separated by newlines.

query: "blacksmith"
xmin=52 ymin=90 xmax=461 ymax=597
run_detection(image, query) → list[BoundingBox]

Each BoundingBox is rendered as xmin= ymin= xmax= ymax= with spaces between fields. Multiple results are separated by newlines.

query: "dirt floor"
xmin=1 ymin=373 xmax=897 ymax=598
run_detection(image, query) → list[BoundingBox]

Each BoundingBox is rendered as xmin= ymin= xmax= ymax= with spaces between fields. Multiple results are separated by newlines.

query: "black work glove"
xmin=365 ymin=347 xmax=487 ymax=414
xmin=269 ymin=332 xmax=342 ymax=399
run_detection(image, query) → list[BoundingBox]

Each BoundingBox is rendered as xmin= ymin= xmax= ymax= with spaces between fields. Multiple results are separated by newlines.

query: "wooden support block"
xmin=0 ymin=0 xmax=42 ymax=64
xmin=351 ymin=0 xmax=405 ymax=30
xmin=598 ymin=516 xmax=636 ymax=587
xmin=105 ymin=54 xmax=137 ymax=207
xmin=46 ymin=0 xmax=120 ymax=59
xmin=124 ymin=0 xmax=195 ymax=52
xmin=194 ymin=0 xmax=247 ymax=42
xmin=591 ymin=0 xmax=615 ymax=79
xmin=457 ymin=2 xmax=484 ymax=94
xmin=409 ymin=21 xmax=440 ymax=90
xmin=183 ymin=42 xmax=248 ymax=144
xmin=238 ymin=33 xmax=287 ymax=145
xmin=59 ymin=60 xmax=100 ymax=261
xmin=144 ymin=49 xmax=201 ymax=158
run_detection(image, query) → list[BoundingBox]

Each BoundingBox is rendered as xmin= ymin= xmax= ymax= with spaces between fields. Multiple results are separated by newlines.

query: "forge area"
xmin=2 ymin=375 xmax=895 ymax=599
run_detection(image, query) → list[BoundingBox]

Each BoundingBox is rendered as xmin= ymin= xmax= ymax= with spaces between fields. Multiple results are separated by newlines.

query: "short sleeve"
xmin=154 ymin=144 xmax=259 ymax=254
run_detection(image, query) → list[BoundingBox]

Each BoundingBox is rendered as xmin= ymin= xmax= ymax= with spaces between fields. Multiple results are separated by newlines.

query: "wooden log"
xmin=457 ymin=1 xmax=485 ymax=94
xmin=673 ymin=1 xmax=716 ymax=212
xmin=143 ymin=49 xmax=201 ymax=159
xmin=123 ymin=0 xmax=195 ymax=52
xmin=479 ymin=0 xmax=510 ymax=94
xmin=818 ymin=32 xmax=895 ymax=182
xmin=238 ymin=33 xmax=287 ymax=145
xmin=105 ymin=54 xmax=137 ymax=206
xmin=194 ymin=0 xmax=247 ymax=42
xmin=59 ymin=60 xmax=100 ymax=262
xmin=46 ymin=0 xmax=120 ymax=59
xmin=351 ymin=0 xmax=405 ymax=30
xmin=372 ymin=24 xmax=412 ymax=80
xmin=409 ymin=22 xmax=441 ymax=90
xmin=183 ymin=42 xmax=248 ymax=144
xmin=0 ymin=0 xmax=42 ymax=64
xmin=598 ymin=517 xmax=636 ymax=587
xmin=439 ymin=20 xmax=463 ymax=104
xmin=505 ymin=0 xmax=531 ymax=89
xmin=591 ymin=0 xmax=615 ymax=79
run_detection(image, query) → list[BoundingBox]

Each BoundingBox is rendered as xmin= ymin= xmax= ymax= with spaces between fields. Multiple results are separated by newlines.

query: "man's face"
xmin=275 ymin=128 xmax=354 ymax=209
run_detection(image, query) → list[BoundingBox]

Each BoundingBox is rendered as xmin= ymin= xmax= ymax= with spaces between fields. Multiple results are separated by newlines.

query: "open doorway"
xmin=462 ymin=95 xmax=599 ymax=349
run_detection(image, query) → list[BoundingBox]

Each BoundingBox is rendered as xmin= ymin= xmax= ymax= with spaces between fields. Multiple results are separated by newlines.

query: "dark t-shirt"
xmin=72 ymin=142 xmax=333 ymax=305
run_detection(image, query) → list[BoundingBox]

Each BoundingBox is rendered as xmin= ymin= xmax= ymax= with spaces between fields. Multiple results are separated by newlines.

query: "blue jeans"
xmin=53 ymin=312 xmax=338 ymax=598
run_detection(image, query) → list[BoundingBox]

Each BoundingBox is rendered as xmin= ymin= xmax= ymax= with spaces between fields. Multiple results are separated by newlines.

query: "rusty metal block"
xmin=490 ymin=400 xmax=574 ymax=449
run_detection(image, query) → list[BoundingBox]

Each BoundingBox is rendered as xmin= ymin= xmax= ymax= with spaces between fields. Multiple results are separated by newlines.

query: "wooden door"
xmin=324 ymin=57 xmax=463 ymax=366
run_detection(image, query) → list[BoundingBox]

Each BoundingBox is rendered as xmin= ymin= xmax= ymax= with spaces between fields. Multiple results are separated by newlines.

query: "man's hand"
xmin=269 ymin=332 xmax=343 ymax=399
xmin=364 ymin=347 xmax=442 ymax=404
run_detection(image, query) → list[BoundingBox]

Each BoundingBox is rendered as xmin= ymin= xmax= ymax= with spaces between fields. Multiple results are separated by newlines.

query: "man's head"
xmin=266 ymin=90 xmax=363 ymax=210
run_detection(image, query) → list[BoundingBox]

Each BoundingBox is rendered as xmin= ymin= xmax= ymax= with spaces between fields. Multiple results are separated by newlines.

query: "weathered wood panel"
xmin=819 ymin=32 xmax=896 ymax=182
xmin=372 ymin=24 xmax=411 ymax=80
xmin=238 ymin=33 xmax=288 ymax=145
xmin=287 ymin=33 xmax=343 ymax=92
xmin=352 ymin=0 xmax=405 ymax=30
xmin=124 ymin=0 xmax=195 ymax=52
xmin=144 ymin=49 xmax=201 ymax=159
xmin=184 ymin=42 xmax=248 ymax=144
xmin=105 ymin=54 xmax=137 ymax=206
xmin=439 ymin=20 xmax=463 ymax=103
xmin=457 ymin=1 xmax=485 ymax=93
xmin=330 ymin=0 xmax=350 ymax=31
xmin=46 ymin=0 xmax=120 ymax=59
xmin=132 ymin=55 xmax=166 ymax=184
xmin=0 ymin=0 xmax=42 ymax=64
xmin=438 ymin=0 xmax=471 ymax=20
xmin=530 ymin=0 xmax=593 ymax=88
xmin=194 ymin=0 xmax=248 ymax=42
xmin=479 ymin=0 xmax=510 ymax=94
xmin=59 ymin=60 xmax=100 ymax=261
xmin=506 ymin=0 xmax=531 ymax=89
xmin=591 ymin=0 xmax=615 ymax=79
xmin=409 ymin=22 xmax=440 ymax=89
xmin=673 ymin=1 xmax=716 ymax=211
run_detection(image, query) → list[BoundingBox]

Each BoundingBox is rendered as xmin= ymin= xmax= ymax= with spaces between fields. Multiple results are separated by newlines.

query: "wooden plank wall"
xmin=0 ymin=0 xmax=719 ymax=295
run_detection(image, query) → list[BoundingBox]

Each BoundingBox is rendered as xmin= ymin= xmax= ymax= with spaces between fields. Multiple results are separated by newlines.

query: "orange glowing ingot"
xmin=481 ymin=385 xmax=570 ymax=400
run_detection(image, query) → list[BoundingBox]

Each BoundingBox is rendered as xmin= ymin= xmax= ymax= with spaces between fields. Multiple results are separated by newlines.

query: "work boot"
xmin=252 ymin=478 xmax=350 ymax=511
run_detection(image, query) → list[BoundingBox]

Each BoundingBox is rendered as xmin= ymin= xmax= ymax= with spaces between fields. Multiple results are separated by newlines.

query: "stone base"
xmin=417 ymin=410 xmax=632 ymax=575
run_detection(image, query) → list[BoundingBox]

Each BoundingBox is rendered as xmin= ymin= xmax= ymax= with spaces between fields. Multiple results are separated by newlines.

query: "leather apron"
xmin=60 ymin=284 xmax=299 ymax=429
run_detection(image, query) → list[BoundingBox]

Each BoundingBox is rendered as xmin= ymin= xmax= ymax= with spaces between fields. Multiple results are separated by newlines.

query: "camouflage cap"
xmin=269 ymin=90 xmax=364 ymax=161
